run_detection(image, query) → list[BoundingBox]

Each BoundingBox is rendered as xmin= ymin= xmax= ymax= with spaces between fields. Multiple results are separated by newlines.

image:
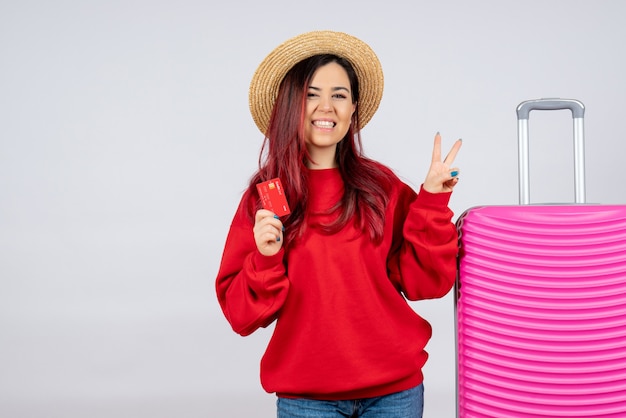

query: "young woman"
xmin=216 ymin=31 xmax=462 ymax=418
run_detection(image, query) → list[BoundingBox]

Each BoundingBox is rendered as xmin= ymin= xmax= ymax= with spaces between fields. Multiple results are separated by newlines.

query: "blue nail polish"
xmin=276 ymin=236 xmax=280 ymax=242
xmin=451 ymin=171 xmax=459 ymax=177
xmin=273 ymin=214 xmax=279 ymax=219
xmin=282 ymin=226 xmax=285 ymax=232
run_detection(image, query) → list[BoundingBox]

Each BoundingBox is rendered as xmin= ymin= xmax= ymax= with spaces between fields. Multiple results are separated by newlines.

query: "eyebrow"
xmin=308 ymin=86 xmax=351 ymax=93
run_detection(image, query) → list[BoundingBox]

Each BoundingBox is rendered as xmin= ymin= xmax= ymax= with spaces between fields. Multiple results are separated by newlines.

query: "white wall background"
xmin=1 ymin=0 xmax=625 ymax=417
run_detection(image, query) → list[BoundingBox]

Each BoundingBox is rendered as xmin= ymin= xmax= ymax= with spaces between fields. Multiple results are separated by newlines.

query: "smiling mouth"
xmin=313 ymin=120 xmax=336 ymax=128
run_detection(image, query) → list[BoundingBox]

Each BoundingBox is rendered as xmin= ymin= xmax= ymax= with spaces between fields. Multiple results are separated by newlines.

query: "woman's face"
xmin=303 ymin=62 xmax=356 ymax=168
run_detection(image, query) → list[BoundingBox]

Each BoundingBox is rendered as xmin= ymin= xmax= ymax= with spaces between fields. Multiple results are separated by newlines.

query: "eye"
xmin=333 ymin=93 xmax=348 ymax=100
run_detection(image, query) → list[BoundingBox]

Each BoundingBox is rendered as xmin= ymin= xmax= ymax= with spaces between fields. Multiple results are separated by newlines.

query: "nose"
xmin=319 ymin=95 xmax=332 ymax=111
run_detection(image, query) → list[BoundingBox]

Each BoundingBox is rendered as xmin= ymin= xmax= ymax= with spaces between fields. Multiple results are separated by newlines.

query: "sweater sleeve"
xmin=215 ymin=194 xmax=290 ymax=336
xmin=387 ymin=184 xmax=458 ymax=301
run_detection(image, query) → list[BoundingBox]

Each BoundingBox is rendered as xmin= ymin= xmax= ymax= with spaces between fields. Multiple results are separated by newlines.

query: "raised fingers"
xmin=431 ymin=132 xmax=442 ymax=163
xmin=443 ymin=138 xmax=463 ymax=166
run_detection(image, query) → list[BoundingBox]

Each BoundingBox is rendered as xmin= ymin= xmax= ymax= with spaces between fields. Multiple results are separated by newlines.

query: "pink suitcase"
xmin=455 ymin=99 xmax=626 ymax=417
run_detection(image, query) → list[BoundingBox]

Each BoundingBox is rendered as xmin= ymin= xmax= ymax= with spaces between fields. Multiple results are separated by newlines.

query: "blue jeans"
xmin=276 ymin=384 xmax=424 ymax=418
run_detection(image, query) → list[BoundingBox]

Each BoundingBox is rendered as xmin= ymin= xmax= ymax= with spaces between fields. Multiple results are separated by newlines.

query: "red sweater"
xmin=216 ymin=167 xmax=458 ymax=400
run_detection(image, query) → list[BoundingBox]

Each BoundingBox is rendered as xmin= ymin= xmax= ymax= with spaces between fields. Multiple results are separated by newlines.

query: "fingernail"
xmin=276 ymin=236 xmax=280 ymax=242
xmin=273 ymin=214 xmax=279 ymax=219
xmin=282 ymin=226 xmax=285 ymax=231
xmin=451 ymin=171 xmax=459 ymax=177
xmin=436 ymin=131 xmax=440 ymax=136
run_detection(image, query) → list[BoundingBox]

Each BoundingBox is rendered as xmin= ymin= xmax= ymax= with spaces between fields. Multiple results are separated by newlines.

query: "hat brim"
xmin=249 ymin=30 xmax=384 ymax=135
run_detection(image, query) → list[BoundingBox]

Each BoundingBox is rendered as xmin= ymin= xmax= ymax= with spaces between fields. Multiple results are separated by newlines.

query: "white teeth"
xmin=314 ymin=120 xmax=335 ymax=128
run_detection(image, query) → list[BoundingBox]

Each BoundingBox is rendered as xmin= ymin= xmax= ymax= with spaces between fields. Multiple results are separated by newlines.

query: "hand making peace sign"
xmin=422 ymin=132 xmax=462 ymax=194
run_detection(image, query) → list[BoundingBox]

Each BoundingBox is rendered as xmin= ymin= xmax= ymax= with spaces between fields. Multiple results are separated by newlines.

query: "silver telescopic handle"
xmin=516 ymin=98 xmax=586 ymax=205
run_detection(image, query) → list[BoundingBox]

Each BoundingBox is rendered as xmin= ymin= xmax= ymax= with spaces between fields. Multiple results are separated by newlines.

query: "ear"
xmin=350 ymin=102 xmax=357 ymax=125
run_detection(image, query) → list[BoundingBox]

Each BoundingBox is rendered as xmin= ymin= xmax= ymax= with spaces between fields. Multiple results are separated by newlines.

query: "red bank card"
xmin=256 ymin=178 xmax=291 ymax=217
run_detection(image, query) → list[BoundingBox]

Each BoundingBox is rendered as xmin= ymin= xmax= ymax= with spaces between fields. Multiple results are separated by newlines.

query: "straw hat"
xmin=248 ymin=30 xmax=384 ymax=135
